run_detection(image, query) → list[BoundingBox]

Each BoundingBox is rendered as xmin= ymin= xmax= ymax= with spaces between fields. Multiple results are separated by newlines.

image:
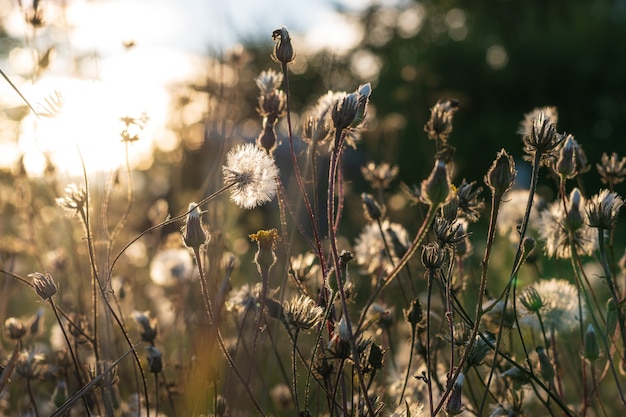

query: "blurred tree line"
xmin=230 ymin=0 xmax=626 ymax=198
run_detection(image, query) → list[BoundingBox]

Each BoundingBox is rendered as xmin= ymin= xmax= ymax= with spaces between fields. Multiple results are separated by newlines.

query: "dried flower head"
xmin=519 ymin=278 xmax=583 ymax=335
xmin=181 ymin=202 xmax=209 ymax=250
xmin=16 ymin=349 xmax=46 ymax=380
xmin=222 ymin=143 xmax=279 ymax=209
xmin=289 ymin=252 xmax=320 ymax=283
xmin=520 ymin=108 xmax=563 ymax=165
xmin=5 ymin=317 xmax=27 ymax=340
xmin=56 ymin=184 xmax=87 ymax=213
xmin=539 ymin=189 xmax=596 ymax=259
xmin=424 ymin=99 xmax=459 ymax=142
xmin=255 ymin=69 xmax=283 ymax=95
xmin=271 ymin=26 xmax=295 ymax=64
xmin=354 ymin=219 xmax=409 ymax=274
xmin=30 ymin=272 xmax=58 ymax=300
xmin=597 ymin=152 xmax=626 ymax=186
xmin=361 ymin=161 xmax=399 ymax=190
xmin=586 ymin=189 xmax=624 ymax=229
xmin=518 ymin=106 xmax=558 ymax=137
xmin=226 ymin=283 xmax=261 ymax=314
xmin=421 ymin=241 xmax=446 ymax=270
xmin=282 ymin=295 xmax=324 ymax=331
xmin=455 ymin=180 xmax=484 ymax=222
xmin=302 ymin=114 xmax=331 ymax=146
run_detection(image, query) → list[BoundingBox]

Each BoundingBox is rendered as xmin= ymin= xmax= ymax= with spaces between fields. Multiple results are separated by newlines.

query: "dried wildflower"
xmin=362 ymin=193 xmax=384 ymax=221
xmin=222 ymin=143 xmax=278 ymax=209
xmin=302 ymin=114 xmax=331 ymax=146
xmin=361 ymin=161 xmax=399 ymax=190
xmin=255 ymin=69 xmax=283 ymax=94
xmin=465 ymin=332 xmax=495 ymax=369
xmin=421 ymin=160 xmax=452 ymax=207
xmin=226 ymin=283 xmax=261 ymax=314
xmin=146 ymin=346 xmax=163 ymax=373
xmin=150 ymin=248 xmax=194 ymax=287
xmin=30 ymin=272 xmax=58 ymax=300
xmin=597 ymin=152 xmax=626 ymax=186
xmin=16 ymin=349 xmax=46 ymax=380
xmin=354 ymin=219 xmax=410 ymax=274
xmin=539 ymin=189 xmax=596 ymax=259
xmin=445 ymin=372 xmax=465 ymax=415
xmin=432 ymin=216 xmax=466 ymax=248
xmin=282 ymin=295 xmax=324 ymax=331
xmin=332 ymin=91 xmax=359 ymax=132
xmin=289 ymin=252 xmax=320 ymax=283
xmin=518 ymin=106 xmax=558 ymax=137
xmin=496 ymin=189 xmax=543 ymax=243
xmin=584 ymin=324 xmax=600 ymax=362
xmin=421 ymin=241 xmax=446 ymax=270
xmin=271 ymin=27 xmax=295 ymax=64
xmin=501 ymin=366 xmax=531 ymax=387
xmin=485 ymin=149 xmax=516 ymax=197
xmin=56 ymin=183 xmax=87 ymax=213
xmin=586 ymin=189 xmax=624 ymax=229
xmin=455 ymin=180 xmax=483 ymax=222
xmin=424 ymin=99 xmax=459 ymax=142
xmin=519 ymin=278 xmax=583 ymax=335
xmin=132 ymin=311 xmax=158 ymax=345
xmin=519 ymin=286 xmax=544 ymax=313
xmin=249 ymin=228 xmax=279 ymax=273
xmin=181 ymin=202 xmax=209 ymax=250
xmin=5 ymin=317 xmax=27 ymax=340
xmin=521 ymin=109 xmax=563 ymax=165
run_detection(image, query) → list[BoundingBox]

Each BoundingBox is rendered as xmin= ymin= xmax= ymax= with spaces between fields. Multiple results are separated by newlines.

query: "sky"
xmin=0 ymin=0 xmax=401 ymax=176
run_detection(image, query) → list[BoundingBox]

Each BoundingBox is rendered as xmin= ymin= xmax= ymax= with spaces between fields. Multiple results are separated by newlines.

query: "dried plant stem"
xmin=49 ymin=297 xmax=91 ymax=416
xmin=426 ymin=269 xmax=435 ymax=417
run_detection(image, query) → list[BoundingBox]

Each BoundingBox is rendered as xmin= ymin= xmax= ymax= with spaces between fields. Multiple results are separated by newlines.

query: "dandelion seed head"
xmin=539 ymin=192 xmax=596 ymax=259
xmin=222 ymin=143 xmax=278 ymax=209
xmin=354 ymin=220 xmax=409 ymax=274
xmin=496 ymin=189 xmax=543 ymax=243
xmin=519 ymin=278 xmax=583 ymax=335
xmin=149 ymin=248 xmax=194 ymax=287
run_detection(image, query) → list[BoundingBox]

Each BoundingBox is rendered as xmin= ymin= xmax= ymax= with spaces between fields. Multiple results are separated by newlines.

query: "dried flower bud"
xmin=466 ymin=332 xmax=495 ymax=369
xmin=132 ymin=311 xmax=158 ymax=345
xmin=445 ymin=372 xmax=464 ymax=416
xmin=257 ymin=120 xmax=278 ymax=154
xmin=404 ymin=298 xmax=423 ymax=328
xmin=249 ymin=229 xmax=279 ymax=273
xmin=271 ymin=26 xmax=294 ymax=64
xmin=30 ymin=272 xmax=58 ymax=300
xmin=584 ymin=324 xmax=600 ymax=362
xmin=485 ymin=149 xmax=516 ymax=197
xmin=565 ymin=188 xmax=585 ymax=231
xmin=5 ymin=317 xmax=27 ymax=340
xmin=421 ymin=242 xmax=446 ymax=270
xmin=181 ymin=203 xmax=209 ymax=250
xmin=361 ymin=193 xmax=384 ymax=221
xmin=421 ymin=160 xmax=452 ymax=207
xmin=332 ymin=92 xmax=359 ymax=132
xmin=367 ymin=342 xmax=384 ymax=370
xmin=606 ymin=298 xmax=618 ymax=338
xmin=441 ymin=195 xmax=459 ymax=222
xmin=556 ymin=134 xmax=577 ymax=178
xmin=146 ymin=346 xmax=163 ymax=374
xmin=536 ymin=347 xmax=555 ymax=381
